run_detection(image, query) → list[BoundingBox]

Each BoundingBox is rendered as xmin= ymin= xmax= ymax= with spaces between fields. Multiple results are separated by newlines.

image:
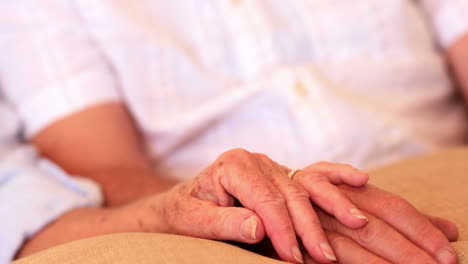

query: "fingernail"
xmin=240 ymin=217 xmax=257 ymax=240
xmin=436 ymin=248 xmax=457 ymax=264
xmin=291 ymin=246 xmax=304 ymax=264
xmin=320 ymin=242 xmax=337 ymax=262
xmin=349 ymin=208 xmax=368 ymax=221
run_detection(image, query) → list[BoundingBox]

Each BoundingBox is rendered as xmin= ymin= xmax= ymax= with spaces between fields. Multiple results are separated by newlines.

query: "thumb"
xmin=179 ymin=199 xmax=265 ymax=243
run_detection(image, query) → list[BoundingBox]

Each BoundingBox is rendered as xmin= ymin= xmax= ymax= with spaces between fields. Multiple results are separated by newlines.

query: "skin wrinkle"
xmin=283 ymin=181 xmax=309 ymax=199
xmin=221 ymin=162 xmax=251 ymax=204
xmin=164 ymin=173 xmax=239 ymax=240
xmin=214 ymin=175 xmax=235 ymax=207
xmin=174 ymin=198 xmax=198 ymax=235
xmin=246 ymin=155 xmax=288 ymax=210
xmin=210 ymin=163 xmax=234 ymax=207
xmin=98 ymin=214 xmax=108 ymax=224
xmin=191 ymin=161 xmax=233 ymax=206
xmin=137 ymin=219 xmax=146 ymax=232
xmin=190 ymin=180 xmax=218 ymax=203
xmin=195 ymin=203 xmax=223 ymax=238
xmin=158 ymin=194 xmax=177 ymax=233
xmin=355 ymin=218 xmax=387 ymax=245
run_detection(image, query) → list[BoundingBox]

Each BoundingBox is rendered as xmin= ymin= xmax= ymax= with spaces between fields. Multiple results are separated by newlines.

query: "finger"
xmin=171 ymin=197 xmax=266 ymax=243
xmin=258 ymin=157 xmax=337 ymax=263
xmin=218 ymin=149 xmax=302 ymax=263
xmin=339 ymin=185 xmax=458 ymax=264
xmin=296 ymin=173 xmax=368 ymax=229
xmin=286 ymin=193 xmax=335 ymax=264
xmin=304 ymin=162 xmax=369 ymax=187
xmin=424 ymin=214 xmax=459 ymax=242
xmin=326 ymin=231 xmax=391 ymax=264
xmin=317 ymin=208 xmax=438 ymax=264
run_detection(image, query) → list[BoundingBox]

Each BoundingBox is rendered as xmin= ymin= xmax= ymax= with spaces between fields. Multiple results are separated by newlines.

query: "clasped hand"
xmin=131 ymin=149 xmax=458 ymax=264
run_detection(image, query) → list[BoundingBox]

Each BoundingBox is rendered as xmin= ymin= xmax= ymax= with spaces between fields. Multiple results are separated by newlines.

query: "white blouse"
xmin=1 ymin=0 xmax=468 ymax=180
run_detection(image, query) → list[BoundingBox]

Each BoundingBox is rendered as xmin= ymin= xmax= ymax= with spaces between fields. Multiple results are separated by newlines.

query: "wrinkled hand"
xmin=135 ymin=149 xmax=368 ymax=263
xmin=302 ymin=185 xmax=459 ymax=264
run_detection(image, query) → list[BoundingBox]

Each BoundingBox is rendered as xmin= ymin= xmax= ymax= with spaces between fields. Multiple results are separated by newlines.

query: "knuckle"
xmin=328 ymin=233 xmax=388 ymax=264
xmin=254 ymin=153 xmax=270 ymax=162
xmin=413 ymin=220 xmax=449 ymax=253
xmin=208 ymin=226 xmax=222 ymax=238
xmin=164 ymin=197 xmax=196 ymax=233
xmin=356 ymin=218 xmax=386 ymax=244
xmin=231 ymin=148 xmax=251 ymax=156
xmin=284 ymin=182 xmax=309 ymax=200
xmin=328 ymin=234 xmax=350 ymax=251
xmin=202 ymin=217 xmax=223 ymax=238
xmin=342 ymin=164 xmax=355 ymax=170
xmin=308 ymin=216 xmax=323 ymax=228
xmin=314 ymin=161 xmax=330 ymax=167
xmin=413 ymin=219 xmax=435 ymax=238
xmin=379 ymin=194 xmax=413 ymax=215
xmin=255 ymin=191 xmax=286 ymax=209
xmin=221 ymin=148 xmax=251 ymax=161
xmin=307 ymin=173 xmax=327 ymax=184
xmin=210 ymin=211 xmax=232 ymax=238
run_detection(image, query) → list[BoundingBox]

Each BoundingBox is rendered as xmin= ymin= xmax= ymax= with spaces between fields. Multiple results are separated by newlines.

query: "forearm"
xmin=17 ymin=207 xmax=132 ymax=258
xmin=17 ymin=195 xmax=167 ymax=259
xmin=33 ymin=103 xmax=150 ymax=172
xmin=447 ymin=33 xmax=468 ymax=104
xmin=32 ymin=103 xmax=176 ymax=206
xmin=87 ymin=167 xmax=177 ymax=206
xmin=17 ymin=103 xmax=178 ymax=258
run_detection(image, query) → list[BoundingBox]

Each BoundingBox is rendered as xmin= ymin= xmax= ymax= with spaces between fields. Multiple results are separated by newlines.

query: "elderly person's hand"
xmin=17 ymin=148 xmax=458 ymax=264
xmin=131 ymin=148 xmax=369 ymax=264
xmin=299 ymin=185 xmax=458 ymax=264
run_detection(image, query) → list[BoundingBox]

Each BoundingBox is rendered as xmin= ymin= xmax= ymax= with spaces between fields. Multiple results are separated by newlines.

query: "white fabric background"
xmin=1 ymin=0 xmax=468 ymax=180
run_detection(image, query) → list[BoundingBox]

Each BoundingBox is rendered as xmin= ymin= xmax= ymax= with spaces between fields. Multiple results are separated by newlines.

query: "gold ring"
xmin=287 ymin=169 xmax=301 ymax=180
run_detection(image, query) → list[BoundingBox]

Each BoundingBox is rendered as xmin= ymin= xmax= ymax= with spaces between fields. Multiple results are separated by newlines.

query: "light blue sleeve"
xmin=0 ymin=146 xmax=103 ymax=263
